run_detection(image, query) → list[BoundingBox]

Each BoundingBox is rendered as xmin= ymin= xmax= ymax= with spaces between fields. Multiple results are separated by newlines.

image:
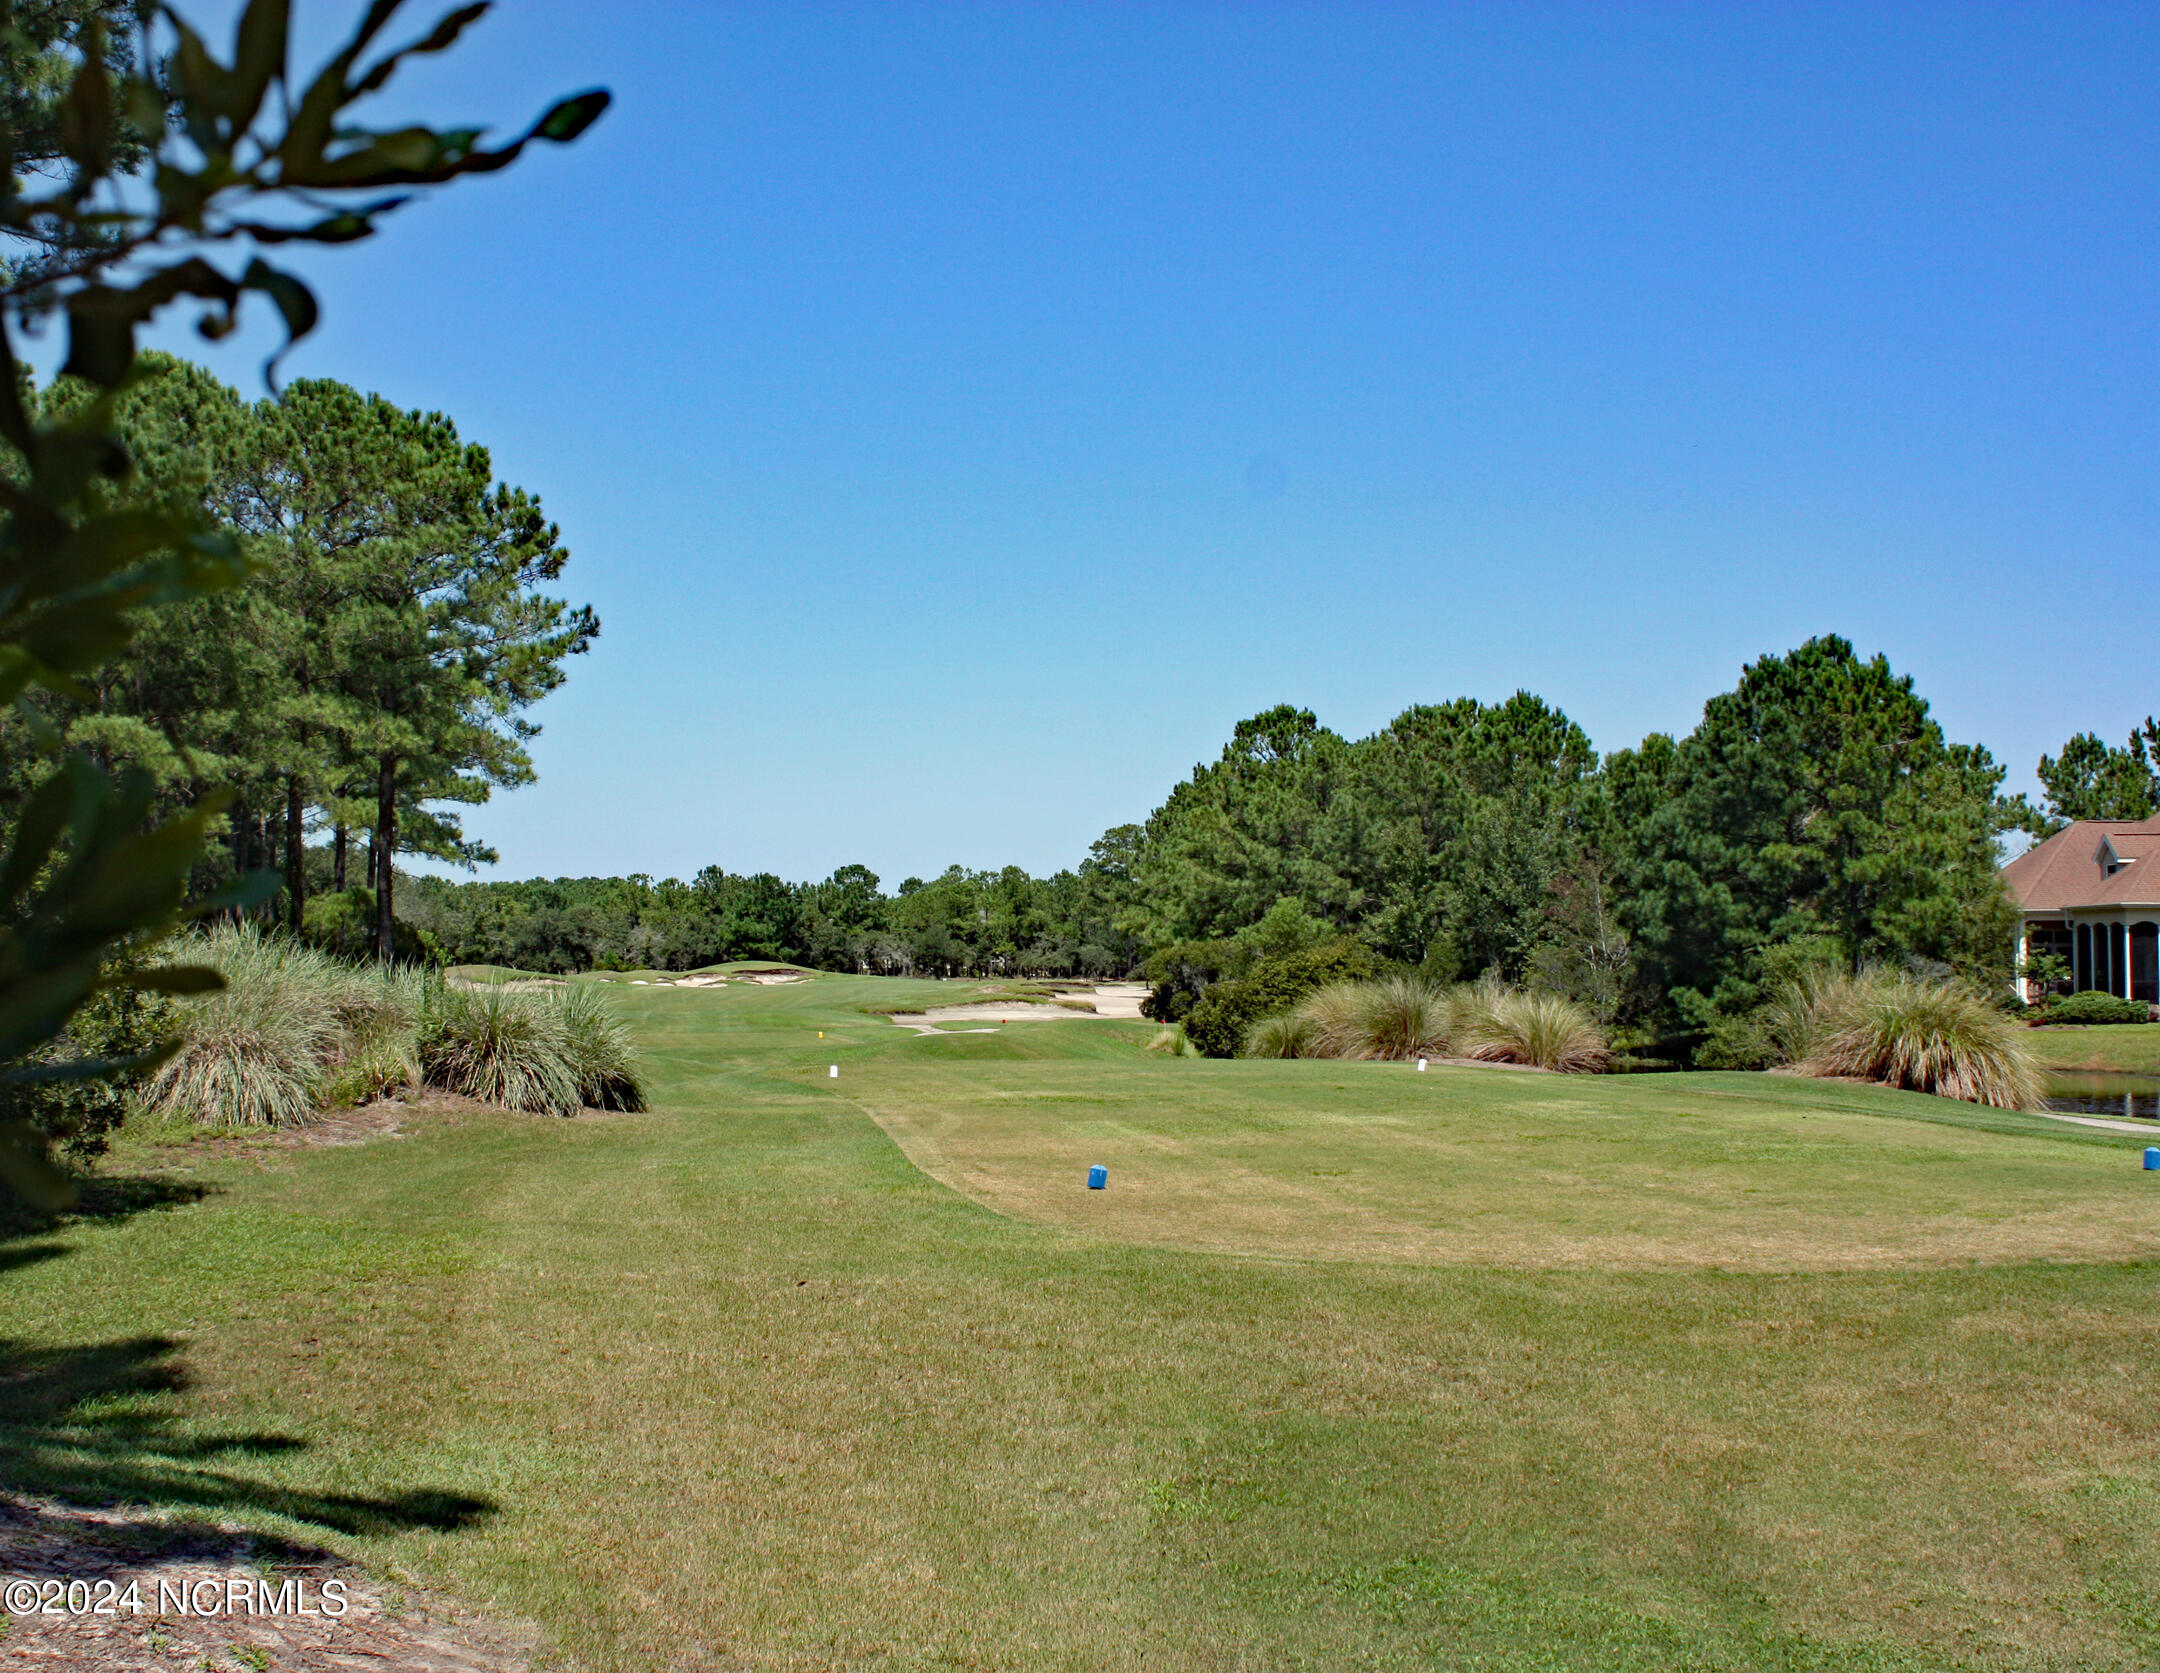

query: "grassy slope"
xmin=2024 ymin=1023 xmax=2160 ymax=1075
xmin=4 ymin=973 xmax=2157 ymax=1671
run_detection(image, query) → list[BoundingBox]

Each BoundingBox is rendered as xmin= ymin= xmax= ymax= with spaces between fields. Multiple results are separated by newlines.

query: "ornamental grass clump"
xmin=1454 ymin=985 xmax=1609 ymax=1074
xmin=1801 ymin=970 xmax=2042 ymax=1110
xmin=144 ymin=923 xmax=345 ymax=1126
xmin=1293 ymin=982 xmax=1375 ymax=1060
xmin=1353 ymin=975 xmax=1452 ymax=1061
xmin=556 ymin=984 xmax=649 ymax=1111
xmin=418 ymin=984 xmax=582 ymax=1117
xmin=1243 ymin=1012 xmax=1320 ymax=1059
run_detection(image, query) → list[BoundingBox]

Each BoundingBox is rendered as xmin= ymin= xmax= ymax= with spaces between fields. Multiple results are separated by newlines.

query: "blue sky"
xmin=144 ymin=2 xmax=2157 ymax=886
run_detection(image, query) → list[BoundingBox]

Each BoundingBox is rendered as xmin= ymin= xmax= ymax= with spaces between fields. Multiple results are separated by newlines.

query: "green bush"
xmin=0 ymin=979 xmax=173 ymax=1157
xmin=2042 ymin=990 xmax=2151 ymax=1026
xmin=1139 ymin=940 xmax=1232 ymax=1024
xmin=1182 ymin=939 xmax=1380 ymax=1058
xmin=303 ymin=887 xmax=441 ymax=965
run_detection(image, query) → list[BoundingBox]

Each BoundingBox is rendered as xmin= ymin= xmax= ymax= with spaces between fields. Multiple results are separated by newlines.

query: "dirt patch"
xmin=0 ymin=1497 xmax=534 ymax=1671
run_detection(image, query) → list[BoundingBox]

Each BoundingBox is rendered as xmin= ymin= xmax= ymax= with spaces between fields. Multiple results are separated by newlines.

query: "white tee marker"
xmin=828 ymin=1065 xmax=839 ymax=1078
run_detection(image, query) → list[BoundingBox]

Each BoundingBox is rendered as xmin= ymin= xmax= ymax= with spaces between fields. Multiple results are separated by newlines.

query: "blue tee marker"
xmin=1087 ymin=1164 xmax=1108 ymax=1190
xmin=2144 ymin=1148 xmax=2159 ymax=1171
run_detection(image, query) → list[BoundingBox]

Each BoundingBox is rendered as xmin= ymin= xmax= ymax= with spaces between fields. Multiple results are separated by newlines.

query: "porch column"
xmin=2015 ymin=926 xmax=2029 ymax=1002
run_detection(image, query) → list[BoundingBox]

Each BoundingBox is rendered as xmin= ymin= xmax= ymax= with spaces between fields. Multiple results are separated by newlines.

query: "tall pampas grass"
xmin=418 ymin=984 xmax=583 ymax=1116
xmin=1294 ymin=982 xmax=1377 ymax=1060
xmin=557 ymin=984 xmax=648 ymax=1110
xmin=1799 ymin=970 xmax=2040 ymax=1109
xmin=1453 ymin=984 xmax=1609 ymax=1073
xmin=143 ymin=923 xmax=393 ymax=1125
xmin=1352 ymin=975 xmax=1453 ymax=1061
xmin=1243 ymin=1012 xmax=1320 ymax=1058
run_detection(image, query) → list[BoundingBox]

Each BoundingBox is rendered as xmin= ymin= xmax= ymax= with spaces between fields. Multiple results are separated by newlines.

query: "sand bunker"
xmin=887 ymin=984 xmax=1152 ymax=1035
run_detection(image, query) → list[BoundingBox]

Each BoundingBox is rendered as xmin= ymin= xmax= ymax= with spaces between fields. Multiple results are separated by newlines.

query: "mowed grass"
xmin=866 ymin=1050 xmax=2159 ymax=1270
xmin=3 ymin=972 xmax=2157 ymax=1671
xmin=2024 ymin=1022 xmax=2160 ymax=1075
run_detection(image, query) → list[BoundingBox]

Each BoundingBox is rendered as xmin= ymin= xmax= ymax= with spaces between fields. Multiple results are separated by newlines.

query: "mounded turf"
xmin=6 ymin=971 xmax=2159 ymax=1671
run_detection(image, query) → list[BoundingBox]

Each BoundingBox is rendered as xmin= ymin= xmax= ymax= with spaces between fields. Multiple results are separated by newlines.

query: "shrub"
xmin=324 ymin=1033 xmax=422 ymax=1109
xmin=1454 ymin=986 xmax=1609 ymax=1073
xmin=418 ymin=984 xmax=582 ymax=1116
xmin=144 ymin=924 xmax=352 ymax=1126
xmin=1802 ymin=971 xmax=2041 ymax=1109
xmin=2042 ymin=990 xmax=2151 ymax=1027
xmin=1139 ymin=940 xmax=1231 ymax=1023
xmin=556 ymin=985 xmax=649 ymax=1111
xmin=1182 ymin=939 xmax=1381 ymax=1058
xmin=1243 ymin=1013 xmax=1319 ymax=1058
xmin=0 ymin=979 xmax=173 ymax=1156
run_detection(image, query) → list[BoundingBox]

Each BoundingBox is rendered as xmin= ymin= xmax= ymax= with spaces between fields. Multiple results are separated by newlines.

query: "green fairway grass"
xmin=7 ymin=972 xmax=2159 ymax=1670
xmin=2025 ymin=1022 xmax=2160 ymax=1075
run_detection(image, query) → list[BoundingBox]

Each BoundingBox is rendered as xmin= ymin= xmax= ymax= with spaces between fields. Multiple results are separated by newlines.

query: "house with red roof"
xmin=2001 ymin=815 xmax=2160 ymax=1003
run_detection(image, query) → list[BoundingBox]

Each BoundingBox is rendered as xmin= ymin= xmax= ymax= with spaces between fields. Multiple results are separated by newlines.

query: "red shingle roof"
xmin=2002 ymin=815 xmax=2160 ymax=912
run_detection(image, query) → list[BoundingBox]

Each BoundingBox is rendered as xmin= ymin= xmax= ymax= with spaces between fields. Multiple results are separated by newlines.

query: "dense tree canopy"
xmin=2032 ymin=725 xmax=2159 ymax=829
xmin=9 ymin=354 xmax=599 ymax=960
xmin=403 ymin=637 xmax=2036 ymax=1067
xmin=1615 ymin=636 xmax=2021 ymax=1032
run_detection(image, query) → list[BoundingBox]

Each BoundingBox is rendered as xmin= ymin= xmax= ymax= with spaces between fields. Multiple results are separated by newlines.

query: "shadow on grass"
xmin=0 ymin=1172 xmax=214 ymax=1248
xmin=0 ymin=1336 xmax=494 ymax=1539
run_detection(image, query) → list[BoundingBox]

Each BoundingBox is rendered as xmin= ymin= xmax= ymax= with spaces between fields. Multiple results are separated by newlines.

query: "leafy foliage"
xmin=0 ymin=0 xmax=604 ymax=1201
xmin=1181 ymin=938 xmax=1379 ymax=1058
xmin=2033 ymin=724 xmax=2159 ymax=831
xmin=2040 ymin=990 xmax=2150 ymax=1027
xmin=1614 ymin=637 xmax=2022 ymax=1049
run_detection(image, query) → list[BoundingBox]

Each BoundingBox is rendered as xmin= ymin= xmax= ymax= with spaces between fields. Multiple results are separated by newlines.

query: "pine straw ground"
xmin=0 ymin=1496 xmax=533 ymax=1671
xmin=5 ymin=972 xmax=2159 ymax=1672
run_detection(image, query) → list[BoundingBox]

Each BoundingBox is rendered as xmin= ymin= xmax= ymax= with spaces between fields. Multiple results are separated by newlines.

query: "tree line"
xmin=4 ymin=354 xmax=598 ymax=962
xmin=406 ymin=632 xmax=2132 ymax=1065
xmin=7 ymin=341 xmax=2118 ymax=1066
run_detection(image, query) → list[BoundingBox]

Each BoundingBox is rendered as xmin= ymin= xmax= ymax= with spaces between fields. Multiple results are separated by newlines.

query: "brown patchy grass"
xmin=863 ymin=1054 xmax=2160 ymax=1270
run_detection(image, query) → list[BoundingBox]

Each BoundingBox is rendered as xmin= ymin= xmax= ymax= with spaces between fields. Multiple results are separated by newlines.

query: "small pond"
xmin=2042 ymin=1071 xmax=2160 ymax=1123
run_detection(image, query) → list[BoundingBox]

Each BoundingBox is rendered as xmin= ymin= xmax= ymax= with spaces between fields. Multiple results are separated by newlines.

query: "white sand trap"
xmin=1088 ymin=983 xmax=1150 ymax=1019
xmin=887 ymin=984 xmax=1153 ymax=1033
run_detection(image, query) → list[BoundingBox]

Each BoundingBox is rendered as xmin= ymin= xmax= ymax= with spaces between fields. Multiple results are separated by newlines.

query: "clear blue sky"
xmin=148 ymin=2 xmax=2157 ymax=886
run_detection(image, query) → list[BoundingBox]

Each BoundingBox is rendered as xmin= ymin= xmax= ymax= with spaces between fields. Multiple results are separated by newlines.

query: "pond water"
xmin=2043 ymin=1071 xmax=2160 ymax=1123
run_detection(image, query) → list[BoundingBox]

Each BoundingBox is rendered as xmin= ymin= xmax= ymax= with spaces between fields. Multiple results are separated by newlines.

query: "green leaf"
xmin=537 ymin=89 xmax=609 ymax=143
xmin=228 ymin=0 xmax=293 ymax=134
xmin=57 ymin=26 xmax=115 ymax=175
xmin=239 ymin=260 xmax=320 ymax=385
